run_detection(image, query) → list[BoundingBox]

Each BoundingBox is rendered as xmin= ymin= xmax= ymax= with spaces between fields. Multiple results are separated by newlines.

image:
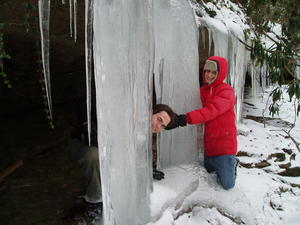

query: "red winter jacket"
xmin=186 ymin=56 xmax=237 ymax=156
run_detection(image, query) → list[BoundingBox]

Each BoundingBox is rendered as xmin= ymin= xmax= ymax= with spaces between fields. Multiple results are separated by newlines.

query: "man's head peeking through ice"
xmin=152 ymin=104 xmax=176 ymax=133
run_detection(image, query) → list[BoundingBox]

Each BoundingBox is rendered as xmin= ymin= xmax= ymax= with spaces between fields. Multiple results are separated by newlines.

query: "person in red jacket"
xmin=166 ymin=56 xmax=238 ymax=190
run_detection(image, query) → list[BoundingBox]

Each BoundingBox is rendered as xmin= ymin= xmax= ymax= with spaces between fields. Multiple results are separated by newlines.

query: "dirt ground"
xmin=0 ymin=103 xmax=85 ymax=225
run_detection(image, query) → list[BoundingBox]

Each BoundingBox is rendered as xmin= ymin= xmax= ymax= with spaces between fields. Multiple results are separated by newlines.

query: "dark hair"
xmin=153 ymin=104 xmax=176 ymax=126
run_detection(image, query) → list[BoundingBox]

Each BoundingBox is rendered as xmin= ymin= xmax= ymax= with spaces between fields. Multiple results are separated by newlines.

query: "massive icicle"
xmin=153 ymin=0 xmax=201 ymax=169
xmin=38 ymin=0 xmax=52 ymax=120
xmin=93 ymin=1 xmax=153 ymax=224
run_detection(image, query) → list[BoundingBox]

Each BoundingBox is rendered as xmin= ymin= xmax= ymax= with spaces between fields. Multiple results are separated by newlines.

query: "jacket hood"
xmin=202 ymin=56 xmax=228 ymax=87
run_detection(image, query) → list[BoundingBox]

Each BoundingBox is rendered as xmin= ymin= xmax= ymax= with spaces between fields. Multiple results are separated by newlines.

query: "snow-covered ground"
xmin=148 ymin=87 xmax=300 ymax=225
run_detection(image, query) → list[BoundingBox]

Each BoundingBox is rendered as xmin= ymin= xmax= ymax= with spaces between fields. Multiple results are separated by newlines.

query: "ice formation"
xmin=93 ymin=1 xmax=154 ymax=224
xmin=84 ymin=0 xmax=94 ymax=146
xmin=36 ymin=0 xmax=282 ymax=224
xmin=38 ymin=0 xmax=52 ymax=120
xmin=153 ymin=0 xmax=202 ymax=169
xmin=69 ymin=0 xmax=73 ymax=38
xmin=68 ymin=0 xmax=77 ymax=41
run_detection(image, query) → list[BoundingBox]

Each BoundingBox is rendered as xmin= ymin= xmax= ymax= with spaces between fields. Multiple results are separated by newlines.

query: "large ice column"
xmin=93 ymin=1 xmax=154 ymax=225
xmin=153 ymin=0 xmax=201 ymax=169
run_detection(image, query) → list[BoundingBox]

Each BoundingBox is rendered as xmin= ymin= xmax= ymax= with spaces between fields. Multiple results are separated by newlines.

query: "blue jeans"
xmin=204 ymin=155 xmax=237 ymax=190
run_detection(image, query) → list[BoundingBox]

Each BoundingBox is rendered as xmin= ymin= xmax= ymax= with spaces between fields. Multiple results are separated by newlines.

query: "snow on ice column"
xmin=93 ymin=1 xmax=153 ymax=225
xmin=153 ymin=0 xmax=201 ymax=168
xmin=38 ymin=0 xmax=52 ymax=120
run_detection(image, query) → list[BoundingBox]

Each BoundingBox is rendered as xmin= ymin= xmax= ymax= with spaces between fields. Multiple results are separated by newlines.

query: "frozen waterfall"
xmin=93 ymin=1 xmax=154 ymax=224
xmin=153 ymin=0 xmax=202 ymax=169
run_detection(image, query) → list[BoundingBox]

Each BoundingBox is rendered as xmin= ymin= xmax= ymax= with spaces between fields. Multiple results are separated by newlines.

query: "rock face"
xmin=0 ymin=1 xmax=87 ymax=154
xmin=0 ymin=3 xmax=91 ymax=224
xmin=0 ymin=0 xmax=86 ymax=103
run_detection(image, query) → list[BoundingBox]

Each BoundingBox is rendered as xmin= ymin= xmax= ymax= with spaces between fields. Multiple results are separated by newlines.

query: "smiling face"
xmin=151 ymin=110 xmax=171 ymax=133
xmin=204 ymin=70 xmax=218 ymax=84
xmin=203 ymin=59 xmax=219 ymax=84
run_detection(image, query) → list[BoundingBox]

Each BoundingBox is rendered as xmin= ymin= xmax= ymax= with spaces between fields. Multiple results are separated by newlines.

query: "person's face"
xmin=151 ymin=111 xmax=171 ymax=133
xmin=204 ymin=70 xmax=218 ymax=84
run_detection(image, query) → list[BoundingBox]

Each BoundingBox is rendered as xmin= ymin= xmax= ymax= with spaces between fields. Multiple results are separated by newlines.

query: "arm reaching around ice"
xmin=186 ymin=86 xmax=235 ymax=125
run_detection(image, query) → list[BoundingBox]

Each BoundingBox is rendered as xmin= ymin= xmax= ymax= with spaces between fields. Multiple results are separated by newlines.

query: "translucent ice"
xmin=153 ymin=0 xmax=202 ymax=169
xmin=38 ymin=0 xmax=52 ymax=120
xmin=93 ymin=1 xmax=154 ymax=224
xmin=84 ymin=0 xmax=94 ymax=146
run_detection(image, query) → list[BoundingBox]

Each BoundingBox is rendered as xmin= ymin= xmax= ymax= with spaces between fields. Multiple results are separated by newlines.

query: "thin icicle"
xmin=69 ymin=0 xmax=73 ymax=37
xmin=38 ymin=0 xmax=52 ymax=120
xmin=157 ymin=58 xmax=164 ymax=104
xmin=85 ymin=0 xmax=94 ymax=146
xmin=208 ymin=28 xmax=212 ymax=56
xmin=73 ymin=0 xmax=77 ymax=42
xmin=62 ymin=0 xmax=65 ymax=4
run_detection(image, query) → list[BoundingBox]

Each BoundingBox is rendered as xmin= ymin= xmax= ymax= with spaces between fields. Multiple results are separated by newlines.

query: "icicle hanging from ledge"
xmin=69 ymin=0 xmax=73 ymax=38
xmin=73 ymin=0 xmax=77 ymax=42
xmin=38 ymin=0 xmax=53 ymax=121
xmin=85 ymin=0 xmax=94 ymax=146
xmin=68 ymin=0 xmax=77 ymax=42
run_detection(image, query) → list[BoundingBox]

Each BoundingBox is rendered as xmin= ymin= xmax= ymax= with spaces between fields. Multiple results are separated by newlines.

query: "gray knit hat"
xmin=204 ymin=60 xmax=218 ymax=72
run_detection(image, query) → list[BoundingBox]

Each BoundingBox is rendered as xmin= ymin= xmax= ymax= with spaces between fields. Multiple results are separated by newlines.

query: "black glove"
xmin=165 ymin=114 xmax=187 ymax=130
xmin=153 ymin=169 xmax=165 ymax=180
